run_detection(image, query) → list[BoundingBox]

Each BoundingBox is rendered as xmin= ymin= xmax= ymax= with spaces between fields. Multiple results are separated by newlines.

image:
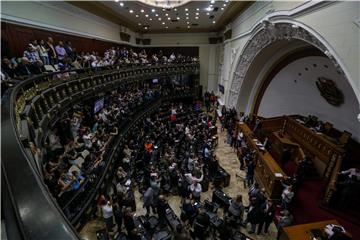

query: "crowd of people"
xmin=96 ymin=98 xmax=221 ymax=238
xmin=1 ymin=36 xmax=199 ymax=83
xmin=42 ymin=82 xmax=162 ymax=204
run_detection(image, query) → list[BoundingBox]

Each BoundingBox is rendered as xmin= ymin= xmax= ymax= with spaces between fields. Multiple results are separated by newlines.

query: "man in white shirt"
xmin=189 ymin=182 xmax=202 ymax=201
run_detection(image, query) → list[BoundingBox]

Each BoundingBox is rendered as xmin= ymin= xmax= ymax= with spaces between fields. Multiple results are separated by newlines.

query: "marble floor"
xmin=80 ymin=122 xmax=278 ymax=240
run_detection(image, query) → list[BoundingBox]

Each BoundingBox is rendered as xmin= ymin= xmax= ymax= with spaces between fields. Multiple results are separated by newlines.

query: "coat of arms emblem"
xmin=316 ymin=77 xmax=344 ymax=106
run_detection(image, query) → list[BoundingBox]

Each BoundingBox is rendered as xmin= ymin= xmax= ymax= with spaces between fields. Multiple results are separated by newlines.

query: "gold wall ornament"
xmin=316 ymin=77 xmax=344 ymax=106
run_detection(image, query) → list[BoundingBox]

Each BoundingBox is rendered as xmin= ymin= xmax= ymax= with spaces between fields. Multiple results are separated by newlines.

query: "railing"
xmin=1 ymin=63 xmax=199 ymax=239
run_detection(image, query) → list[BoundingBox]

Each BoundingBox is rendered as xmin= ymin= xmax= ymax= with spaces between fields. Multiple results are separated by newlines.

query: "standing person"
xmin=142 ymin=187 xmax=155 ymax=216
xmin=245 ymin=199 xmax=262 ymax=234
xmin=101 ymin=198 xmax=114 ymax=233
xmin=156 ymin=195 xmax=168 ymax=228
xmin=123 ymin=208 xmax=135 ymax=235
xmin=257 ymin=199 xmax=276 ymax=235
xmin=281 ymin=181 xmax=294 ymax=210
xmin=55 ymin=41 xmax=67 ymax=62
xmin=38 ymin=39 xmax=49 ymax=65
xmin=45 ymin=37 xmax=57 ymax=64
xmin=189 ymin=181 xmax=202 ymax=202
xmin=113 ymin=203 xmax=123 ymax=233
xmin=227 ymin=195 xmax=244 ymax=224
xmin=246 ymin=159 xmax=255 ymax=188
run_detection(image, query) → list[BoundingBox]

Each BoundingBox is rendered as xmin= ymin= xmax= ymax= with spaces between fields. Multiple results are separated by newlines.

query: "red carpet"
xmin=290 ymin=180 xmax=360 ymax=238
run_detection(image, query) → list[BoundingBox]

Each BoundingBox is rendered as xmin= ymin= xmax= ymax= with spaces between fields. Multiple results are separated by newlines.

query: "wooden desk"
xmin=238 ymin=123 xmax=286 ymax=199
xmin=280 ymin=220 xmax=351 ymax=240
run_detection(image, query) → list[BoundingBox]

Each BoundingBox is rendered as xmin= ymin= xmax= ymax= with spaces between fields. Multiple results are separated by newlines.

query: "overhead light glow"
xmin=196 ymin=12 xmax=199 ymax=15
xmin=136 ymin=15 xmax=139 ymax=17
xmin=177 ymin=17 xmax=180 ymax=20
xmin=213 ymin=21 xmax=216 ymax=24
xmin=141 ymin=9 xmax=144 ymax=13
xmin=149 ymin=18 xmax=152 ymax=21
xmin=162 ymin=22 xmax=165 ymax=25
xmin=165 ymin=13 xmax=169 ymax=16
xmin=138 ymin=23 xmax=141 ymax=25
xmin=162 ymin=8 xmax=165 ymax=11
xmin=223 ymin=3 xmax=226 ymax=7
xmin=174 ymin=8 xmax=177 ymax=11
xmin=187 ymin=22 xmax=190 ymax=24
xmin=115 ymin=0 xmax=119 ymax=2
xmin=221 ymin=7 xmax=224 ymax=10
xmin=210 ymin=0 xmax=215 ymax=3
xmin=206 ymin=12 xmax=210 ymax=15
xmin=196 ymin=8 xmax=200 ymax=11
xmin=186 ymin=16 xmax=189 ymax=19
xmin=158 ymin=17 xmax=162 ymax=20
xmin=155 ymin=14 xmax=159 ymax=16
xmin=151 ymin=9 xmax=155 ymax=12
xmin=129 ymin=10 xmax=134 ymax=13
xmin=186 ymin=13 xmax=189 ymax=16
xmin=144 ymin=27 xmax=148 ymax=29
xmin=145 ymin=14 xmax=149 ymax=17
xmin=187 ymin=26 xmax=190 ymax=28
xmin=195 ymin=16 xmax=199 ymax=19
xmin=119 ymin=2 xmax=124 ymax=7
xmin=168 ymin=17 xmax=171 ymax=20
xmin=165 ymin=26 xmax=168 ymax=29
xmin=185 ymin=8 xmax=188 ymax=11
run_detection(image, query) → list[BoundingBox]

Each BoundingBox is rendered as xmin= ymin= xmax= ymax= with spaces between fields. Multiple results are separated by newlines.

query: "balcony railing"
xmin=1 ymin=63 xmax=199 ymax=239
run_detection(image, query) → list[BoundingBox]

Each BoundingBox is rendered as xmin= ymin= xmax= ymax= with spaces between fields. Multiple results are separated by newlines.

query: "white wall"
xmin=1 ymin=1 xmax=137 ymax=44
xmin=258 ymin=56 xmax=360 ymax=140
xmin=220 ymin=1 xmax=360 ymax=110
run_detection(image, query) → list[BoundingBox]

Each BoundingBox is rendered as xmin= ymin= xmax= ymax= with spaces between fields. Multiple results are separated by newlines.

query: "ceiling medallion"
xmin=138 ymin=0 xmax=191 ymax=9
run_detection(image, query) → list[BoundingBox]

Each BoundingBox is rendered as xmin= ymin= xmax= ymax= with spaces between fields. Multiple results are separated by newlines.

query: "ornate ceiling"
xmin=69 ymin=1 xmax=252 ymax=33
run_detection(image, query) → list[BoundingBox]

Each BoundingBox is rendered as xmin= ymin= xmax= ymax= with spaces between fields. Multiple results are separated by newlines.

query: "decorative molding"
xmin=227 ymin=21 xmax=348 ymax=109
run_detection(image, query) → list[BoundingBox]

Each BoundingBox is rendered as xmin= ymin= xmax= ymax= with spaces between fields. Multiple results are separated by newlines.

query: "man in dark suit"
xmin=257 ymin=199 xmax=276 ymax=234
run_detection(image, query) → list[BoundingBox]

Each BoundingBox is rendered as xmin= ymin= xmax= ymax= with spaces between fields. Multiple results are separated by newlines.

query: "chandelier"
xmin=137 ymin=0 xmax=191 ymax=9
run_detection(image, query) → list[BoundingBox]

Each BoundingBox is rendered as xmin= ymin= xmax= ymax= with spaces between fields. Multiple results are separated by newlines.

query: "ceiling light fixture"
xmin=141 ymin=9 xmax=144 ymax=13
xmin=196 ymin=8 xmax=200 ymax=11
xmin=168 ymin=17 xmax=171 ymax=20
xmin=144 ymin=27 xmax=148 ymax=29
xmin=206 ymin=12 xmax=210 ymax=15
xmin=185 ymin=8 xmax=188 ymax=11
xmin=213 ymin=21 xmax=216 ymax=24
xmin=165 ymin=13 xmax=168 ymax=16
xmin=177 ymin=17 xmax=180 ymax=20
xmin=149 ymin=18 xmax=153 ymax=20
xmin=129 ymin=10 xmax=134 ymax=13
xmin=165 ymin=26 xmax=168 ymax=29
xmin=209 ymin=4 xmax=213 ymax=8
xmin=138 ymin=23 xmax=142 ymax=25
xmin=145 ymin=14 xmax=149 ymax=17
xmin=195 ymin=16 xmax=199 ymax=19
xmin=158 ymin=17 xmax=162 ymax=20
xmin=136 ymin=15 xmax=139 ymax=17
xmin=187 ymin=26 xmax=190 ymax=28
xmin=174 ymin=8 xmax=178 ymax=11
xmin=186 ymin=16 xmax=189 ymax=19
xmin=119 ymin=2 xmax=124 ymax=7
xmin=155 ymin=14 xmax=159 ymax=16
xmin=210 ymin=0 xmax=215 ymax=3
xmin=187 ymin=22 xmax=190 ymax=24
xmin=115 ymin=0 xmax=119 ymax=2
xmin=162 ymin=22 xmax=165 ymax=25
xmin=223 ymin=3 xmax=226 ymax=7
xmin=196 ymin=12 xmax=199 ymax=15
xmin=221 ymin=7 xmax=224 ymax=10
xmin=186 ymin=13 xmax=189 ymax=16
xmin=151 ymin=9 xmax=155 ymax=12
